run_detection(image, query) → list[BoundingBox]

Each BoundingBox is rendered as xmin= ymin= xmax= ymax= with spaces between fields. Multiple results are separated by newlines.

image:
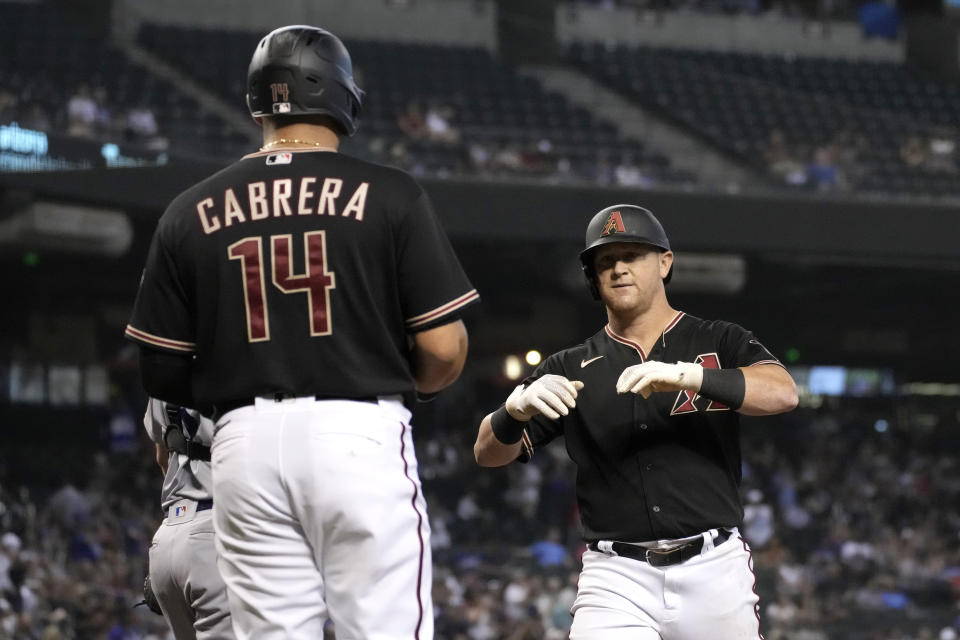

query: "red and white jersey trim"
xmin=604 ymin=311 xmax=685 ymax=361
xmin=241 ymin=147 xmax=338 ymax=160
xmin=125 ymin=325 xmax=197 ymax=353
xmin=662 ymin=311 xmax=685 ymax=335
xmin=405 ymin=290 xmax=479 ymax=329
xmin=520 ymin=429 xmax=534 ymax=461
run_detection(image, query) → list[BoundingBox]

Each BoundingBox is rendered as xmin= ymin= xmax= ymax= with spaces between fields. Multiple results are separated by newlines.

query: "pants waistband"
xmin=587 ymin=528 xmax=733 ymax=567
xmin=162 ymin=499 xmax=212 ymax=517
xmin=213 ymin=393 xmax=379 ymax=420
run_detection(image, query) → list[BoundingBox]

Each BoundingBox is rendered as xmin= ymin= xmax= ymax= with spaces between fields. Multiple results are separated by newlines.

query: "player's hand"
xmin=505 ymin=375 xmax=585 ymax=421
xmin=616 ymin=361 xmax=703 ymax=398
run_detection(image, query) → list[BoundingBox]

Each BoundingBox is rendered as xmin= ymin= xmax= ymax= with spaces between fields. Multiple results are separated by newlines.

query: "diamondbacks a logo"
xmin=671 ymin=353 xmax=730 ymax=415
xmin=601 ymin=210 xmax=626 ymax=237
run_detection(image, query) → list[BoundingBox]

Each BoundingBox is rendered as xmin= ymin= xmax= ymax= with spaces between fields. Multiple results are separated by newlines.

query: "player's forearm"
xmin=738 ymin=364 xmax=799 ymax=416
xmin=412 ymin=354 xmax=465 ymax=393
xmin=474 ymin=414 xmax=523 ymax=467
xmin=411 ymin=321 xmax=468 ymax=393
xmin=155 ymin=442 xmax=170 ymax=475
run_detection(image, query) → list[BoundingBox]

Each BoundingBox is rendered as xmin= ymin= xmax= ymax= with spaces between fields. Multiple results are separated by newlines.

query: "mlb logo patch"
xmin=168 ymin=498 xmax=198 ymax=523
xmin=266 ymin=153 xmax=293 ymax=166
xmin=272 ymin=102 xmax=292 ymax=114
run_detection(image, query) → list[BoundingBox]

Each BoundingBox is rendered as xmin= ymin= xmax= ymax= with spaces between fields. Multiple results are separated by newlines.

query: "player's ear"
xmin=659 ymin=251 xmax=674 ymax=280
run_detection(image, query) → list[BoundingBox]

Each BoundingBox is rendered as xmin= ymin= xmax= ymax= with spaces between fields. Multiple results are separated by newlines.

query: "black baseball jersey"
xmin=126 ymin=148 xmax=478 ymax=409
xmin=518 ymin=311 xmax=782 ymax=542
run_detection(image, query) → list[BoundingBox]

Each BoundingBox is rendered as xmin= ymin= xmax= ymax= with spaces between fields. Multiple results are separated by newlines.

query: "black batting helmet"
xmin=579 ymin=204 xmax=672 ymax=299
xmin=247 ymin=25 xmax=364 ymax=136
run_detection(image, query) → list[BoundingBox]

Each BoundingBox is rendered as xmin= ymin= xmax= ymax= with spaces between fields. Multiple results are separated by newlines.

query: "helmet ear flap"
xmin=582 ymin=264 xmax=600 ymax=301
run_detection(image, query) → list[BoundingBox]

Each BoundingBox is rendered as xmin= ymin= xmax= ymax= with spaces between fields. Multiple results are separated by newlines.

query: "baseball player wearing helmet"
xmin=125 ymin=25 xmax=478 ymax=639
xmin=143 ymin=398 xmax=234 ymax=640
xmin=474 ymin=204 xmax=798 ymax=639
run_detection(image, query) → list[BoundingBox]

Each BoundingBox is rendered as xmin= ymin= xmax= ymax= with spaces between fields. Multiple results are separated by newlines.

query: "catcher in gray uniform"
xmin=143 ymin=397 xmax=235 ymax=640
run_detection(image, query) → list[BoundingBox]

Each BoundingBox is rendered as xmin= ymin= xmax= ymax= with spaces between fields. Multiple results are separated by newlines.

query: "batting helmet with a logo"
xmin=246 ymin=25 xmax=364 ymax=136
xmin=579 ymin=204 xmax=672 ymax=299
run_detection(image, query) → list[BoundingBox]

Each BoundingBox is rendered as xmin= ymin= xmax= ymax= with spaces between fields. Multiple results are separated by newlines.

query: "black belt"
xmin=587 ymin=529 xmax=733 ymax=567
xmin=213 ymin=393 xmax=378 ymax=420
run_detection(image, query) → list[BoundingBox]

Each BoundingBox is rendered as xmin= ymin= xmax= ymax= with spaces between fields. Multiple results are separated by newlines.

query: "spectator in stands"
xmin=900 ymin=136 xmax=928 ymax=168
xmin=613 ymin=153 xmax=656 ymax=187
xmin=765 ymin=129 xmax=808 ymax=186
xmin=124 ymin=103 xmax=167 ymax=151
xmin=743 ymin=488 xmax=775 ymax=548
xmin=424 ymin=100 xmax=460 ymax=143
xmin=516 ymin=139 xmax=556 ymax=176
xmin=806 ymin=145 xmax=844 ymax=191
xmin=397 ymin=100 xmax=428 ymax=139
xmin=66 ymin=84 xmax=97 ymax=138
xmin=831 ymin=130 xmax=870 ymax=186
xmin=529 ymin=527 xmax=569 ymax=568
xmin=590 ymin=151 xmax=616 ymax=185
xmin=550 ymin=156 xmax=575 ymax=184
xmin=20 ymin=103 xmax=52 ymax=132
xmin=0 ymin=533 xmax=20 ymax=596
xmin=92 ymin=87 xmax=114 ymax=137
xmin=540 ymin=573 xmax=576 ymax=638
xmin=467 ymin=141 xmax=494 ymax=173
xmin=493 ymin=143 xmax=524 ymax=173
xmin=925 ymin=127 xmax=957 ymax=174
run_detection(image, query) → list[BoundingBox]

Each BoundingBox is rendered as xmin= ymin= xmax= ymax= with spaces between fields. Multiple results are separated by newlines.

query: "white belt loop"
xmin=702 ymin=528 xmax=718 ymax=552
xmin=597 ymin=540 xmax=617 ymax=555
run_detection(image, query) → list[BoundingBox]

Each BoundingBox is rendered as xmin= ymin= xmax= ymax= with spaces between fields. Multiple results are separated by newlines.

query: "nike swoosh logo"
xmin=581 ymin=356 xmax=604 ymax=368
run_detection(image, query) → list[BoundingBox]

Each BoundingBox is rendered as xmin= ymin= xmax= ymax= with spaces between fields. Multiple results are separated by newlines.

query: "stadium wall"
xmin=113 ymin=0 xmax=497 ymax=49
xmin=1 ymin=165 xmax=956 ymax=266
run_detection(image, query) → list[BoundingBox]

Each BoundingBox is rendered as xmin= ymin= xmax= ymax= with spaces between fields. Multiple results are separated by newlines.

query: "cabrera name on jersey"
xmin=125 ymin=149 xmax=478 ymax=407
xmin=195 ymin=164 xmax=370 ymax=234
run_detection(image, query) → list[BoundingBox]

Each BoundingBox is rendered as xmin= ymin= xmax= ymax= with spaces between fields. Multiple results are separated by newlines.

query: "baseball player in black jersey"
xmin=474 ymin=204 xmax=797 ymax=639
xmin=126 ymin=25 xmax=478 ymax=639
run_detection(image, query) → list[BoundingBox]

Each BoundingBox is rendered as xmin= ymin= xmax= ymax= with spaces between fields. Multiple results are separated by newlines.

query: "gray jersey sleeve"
xmin=144 ymin=398 xmax=216 ymax=511
xmin=144 ymin=397 xmax=166 ymax=444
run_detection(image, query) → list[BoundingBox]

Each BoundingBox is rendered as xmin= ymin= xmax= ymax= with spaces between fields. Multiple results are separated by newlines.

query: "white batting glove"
xmin=616 ymin=361 xmax=703 ymax=399
xmin=505 ymin=374 xmax=585 ymax=421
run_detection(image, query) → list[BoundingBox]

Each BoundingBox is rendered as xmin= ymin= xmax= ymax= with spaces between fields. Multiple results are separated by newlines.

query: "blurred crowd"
xmin=1 ymin=378 xmax=959 ymax=639
xmin=762 ymin=126 xmax=959 ymax=193
xmin=0 ymin=82 xmax=167 ymax=151
xmin=371 ymin=98 xmax=676 ymax=188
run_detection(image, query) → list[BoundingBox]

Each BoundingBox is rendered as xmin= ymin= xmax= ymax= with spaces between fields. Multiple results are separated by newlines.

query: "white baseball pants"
xmin=211 ymin=396 xmax=432 ymax=640
xmin=570 ymin=529 xmax=762 ymax=640
xmin=149 ymin=505 xmax=235 ymax=639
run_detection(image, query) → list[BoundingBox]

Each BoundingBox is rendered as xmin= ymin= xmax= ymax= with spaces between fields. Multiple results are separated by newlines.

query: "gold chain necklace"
xmin=260 ymin=138 xmax=338 ymax=152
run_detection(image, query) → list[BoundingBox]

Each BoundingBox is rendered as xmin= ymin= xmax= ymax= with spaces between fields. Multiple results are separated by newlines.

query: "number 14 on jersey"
xmin=228 ymin=231 xmax=336 ymax=342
